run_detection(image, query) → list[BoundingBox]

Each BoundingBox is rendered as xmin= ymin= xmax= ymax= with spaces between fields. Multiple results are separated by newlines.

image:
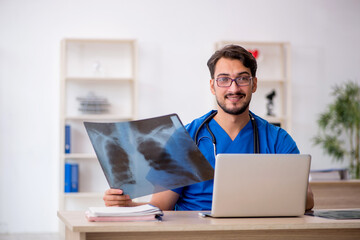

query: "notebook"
xmin=202 ymin=154 xmax=311 ymax=218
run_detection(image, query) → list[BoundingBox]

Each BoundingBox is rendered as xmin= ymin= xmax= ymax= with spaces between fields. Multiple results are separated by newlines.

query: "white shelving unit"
xmin=59 ymin=39 xmax=137 ymax=211
xmin=215 ymin=41 xmax=292 ymax=132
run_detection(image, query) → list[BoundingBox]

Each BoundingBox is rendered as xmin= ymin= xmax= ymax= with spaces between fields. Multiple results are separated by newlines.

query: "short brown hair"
xmin=207 ymin=45 xmax=257 ymax=79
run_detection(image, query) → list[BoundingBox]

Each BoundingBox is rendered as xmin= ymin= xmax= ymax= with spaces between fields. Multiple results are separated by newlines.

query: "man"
xmin=103 ymin=45 xmax=314 ymax=211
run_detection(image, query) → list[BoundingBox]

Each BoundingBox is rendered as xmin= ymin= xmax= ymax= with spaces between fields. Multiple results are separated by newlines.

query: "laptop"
xmin=202 ymin=154 xmax=311 ymax=218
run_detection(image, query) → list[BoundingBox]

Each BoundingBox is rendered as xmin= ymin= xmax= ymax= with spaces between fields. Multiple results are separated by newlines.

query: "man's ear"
xmin=252 ymin=77 xmax=257 ymax=93
xmin=210 ymin=79 xmax=216 ymax=95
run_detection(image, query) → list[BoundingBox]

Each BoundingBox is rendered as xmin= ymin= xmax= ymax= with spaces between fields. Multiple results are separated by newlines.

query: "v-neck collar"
xmin=209 ymin=118 xmax=253 ymax=153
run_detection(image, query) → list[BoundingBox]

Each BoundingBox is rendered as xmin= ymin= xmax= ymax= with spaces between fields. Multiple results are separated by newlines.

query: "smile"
xmin=225 ymin=93 xmax=245 ymax=102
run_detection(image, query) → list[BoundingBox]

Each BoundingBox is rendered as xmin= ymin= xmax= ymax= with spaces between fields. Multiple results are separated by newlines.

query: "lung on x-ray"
xmin=84 ymin=114 xmax=214 ymax=199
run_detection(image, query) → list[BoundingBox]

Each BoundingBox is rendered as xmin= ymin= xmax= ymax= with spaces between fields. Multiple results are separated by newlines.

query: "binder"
xmin=65 ymin=124 xmax=71 ymax=154
xmin=71 ymin=163 xmax=79 ymax=192
xmin=64 ymin=163 xmax=72 ymax=193
xmin=64 ymin=162 xmax=79 ymax=193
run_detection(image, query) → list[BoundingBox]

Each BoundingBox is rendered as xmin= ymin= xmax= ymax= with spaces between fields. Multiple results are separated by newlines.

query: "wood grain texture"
xmin=58 ymin=182 xmax=360 ymax=240
xmin=84 ymin=229 xmax=360 ymax=240
xmin=58 ymin=210 xmax=360 ymax=240
xmin=310 ymin=180 xmax=360 ymax=209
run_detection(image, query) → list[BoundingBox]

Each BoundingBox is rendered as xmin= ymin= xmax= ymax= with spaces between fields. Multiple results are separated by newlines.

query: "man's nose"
xmin=228 ymin=79 xmax=241 ymax=90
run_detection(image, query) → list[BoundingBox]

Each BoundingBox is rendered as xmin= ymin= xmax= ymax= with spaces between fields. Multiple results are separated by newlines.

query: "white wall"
xmin=0 ymin=0 xmax=359 ymax=233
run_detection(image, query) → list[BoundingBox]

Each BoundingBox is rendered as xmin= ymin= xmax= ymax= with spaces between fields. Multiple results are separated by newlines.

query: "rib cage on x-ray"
xmin=84 ymin=114 xmax=214 ymax=199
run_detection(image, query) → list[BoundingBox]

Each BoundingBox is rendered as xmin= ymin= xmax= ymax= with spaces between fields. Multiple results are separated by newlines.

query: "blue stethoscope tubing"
xmin=194 ymin=111 xmax=260 ymax=155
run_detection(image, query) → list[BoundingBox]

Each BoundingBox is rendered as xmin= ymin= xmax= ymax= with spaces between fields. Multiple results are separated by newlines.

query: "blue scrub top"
xmin=172 ymin=110 xmax=300 ymax=211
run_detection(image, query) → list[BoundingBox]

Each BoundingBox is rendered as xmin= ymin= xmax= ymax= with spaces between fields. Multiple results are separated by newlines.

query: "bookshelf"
xmin=215 ymin=41 xmax=292 ymax=132
xmin=59 ymin=39 xmax=137 ymax=211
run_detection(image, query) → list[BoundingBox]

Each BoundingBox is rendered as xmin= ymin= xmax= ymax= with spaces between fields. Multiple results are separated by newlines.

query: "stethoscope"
xmin=194 ymin=111 xmax=260 ymax=156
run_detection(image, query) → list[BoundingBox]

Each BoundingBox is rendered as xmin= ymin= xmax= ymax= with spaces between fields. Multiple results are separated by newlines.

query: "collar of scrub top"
xmin=194 ymin=110 xmax=260 ymax=156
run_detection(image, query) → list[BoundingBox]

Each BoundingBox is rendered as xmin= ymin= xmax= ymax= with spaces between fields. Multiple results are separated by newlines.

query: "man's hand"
xmin=103 ymin=189 xmax=180 ymax=210
xmin=103 ymin=189 xmax=134 ymax=207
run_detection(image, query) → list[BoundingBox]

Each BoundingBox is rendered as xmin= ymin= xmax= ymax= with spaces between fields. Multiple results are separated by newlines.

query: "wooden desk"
xmin=310 ymin=180 xmax=360 ymax=209
xmin=58 ymin=211 xmax=360 ymax=240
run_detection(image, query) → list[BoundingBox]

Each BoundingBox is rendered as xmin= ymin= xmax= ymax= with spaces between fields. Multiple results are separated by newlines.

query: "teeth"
xmin=227 ymin=95 xmax=243 ymax=99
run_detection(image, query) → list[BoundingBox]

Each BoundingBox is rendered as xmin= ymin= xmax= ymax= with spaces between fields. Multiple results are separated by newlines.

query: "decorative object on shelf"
xmin=77 ymin=92 xmax=110 ymax=114
xmin=266 ymin=89 xmax=276 ymax=116
xmin=65 ymin=162 xmax=79 ymax=192
xmin=313 ymin=80 xmax=360 ymax=179
xmin=92 ymin=60 xmax=104 ymax=76
xmin=247 ymin=48 xmax=263 ymax=62
xmin=248 ymin=49 xmax=259 ymax=59
xmin=65 ymin=124 xmax=71 ymax=153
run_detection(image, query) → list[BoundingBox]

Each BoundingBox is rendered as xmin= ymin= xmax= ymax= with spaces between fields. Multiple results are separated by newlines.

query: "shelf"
xmin=258 ymin=78 xmax=287 ymax=84
xmin=64 ymin=153 xmax=97 ymax=160
xmin=262 ymin=115 xmax=285 ymax=122
xmin=64 ymin=192 xmax=103 ymax=198
xmin=65 ymin=38 xmax=135 ymax=44
xmin=64 ymin=192 xmax=152 ymax=202
xmin=65 ymin=77 xmax=134 ymax=82
xmin=59 ymin=38 xmax=137 ymax=212
xmin=215 ymin=41 xmax=291 ymax=132
xmin=65 ymin=115 xmax=134 ymax=121
xmin=217 ymin=40 xmax=290 ymax=47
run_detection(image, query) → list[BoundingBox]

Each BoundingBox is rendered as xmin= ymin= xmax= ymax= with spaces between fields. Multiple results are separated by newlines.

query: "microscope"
xmin=266 ymin=90 xmax=276 ymax=116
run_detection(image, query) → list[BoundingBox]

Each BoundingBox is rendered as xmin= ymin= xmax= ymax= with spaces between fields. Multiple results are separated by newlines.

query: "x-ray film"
xmin=84 ymin=114 xmax=214 ymax=199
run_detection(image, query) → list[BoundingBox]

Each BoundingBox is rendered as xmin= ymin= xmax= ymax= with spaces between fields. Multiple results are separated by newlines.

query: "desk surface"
xmin=58 ymin=210 xmax=360 ymax=240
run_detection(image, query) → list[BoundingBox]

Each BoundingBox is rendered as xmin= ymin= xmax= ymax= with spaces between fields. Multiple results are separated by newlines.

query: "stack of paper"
xmin=77 ymin=92 xmax=110 ymax=114
xmin=85 ymin=204 xmax=163 ymax=222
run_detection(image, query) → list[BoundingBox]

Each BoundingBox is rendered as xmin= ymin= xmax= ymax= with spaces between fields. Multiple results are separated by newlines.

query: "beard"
xmin=216 ymin=92 xmax=251 ymax=115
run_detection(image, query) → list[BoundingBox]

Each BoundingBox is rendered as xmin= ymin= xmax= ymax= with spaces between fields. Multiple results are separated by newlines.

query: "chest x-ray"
xmin=84 ymin=114 xmax=214 ymax=199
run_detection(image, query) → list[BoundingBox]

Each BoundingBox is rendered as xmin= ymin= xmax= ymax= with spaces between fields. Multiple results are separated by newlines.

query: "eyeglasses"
xmin=215 ymin=76 xmax=253 ymax=87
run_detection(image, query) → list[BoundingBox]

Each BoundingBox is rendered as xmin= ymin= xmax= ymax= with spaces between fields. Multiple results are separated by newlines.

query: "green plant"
xmin=313 ymin=80 xmax=360 ymax=179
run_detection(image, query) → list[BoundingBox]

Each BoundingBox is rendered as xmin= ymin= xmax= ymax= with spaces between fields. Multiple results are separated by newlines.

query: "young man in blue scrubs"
xmin=103 ymin=45 xmax=314 ymax=211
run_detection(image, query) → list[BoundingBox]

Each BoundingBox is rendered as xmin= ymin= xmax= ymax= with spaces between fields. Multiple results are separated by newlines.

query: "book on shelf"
xmin=85 ymin=204 xmax=163 ymax=222
xmin=65 ymin=124 xmax=71 ymax=154
xmin=64 ymin=162 xmax=79 ymax=192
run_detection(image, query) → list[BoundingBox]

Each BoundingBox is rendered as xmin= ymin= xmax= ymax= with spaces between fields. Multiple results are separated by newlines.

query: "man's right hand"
xmin=103 ymin=189 xmax=133 ymax=207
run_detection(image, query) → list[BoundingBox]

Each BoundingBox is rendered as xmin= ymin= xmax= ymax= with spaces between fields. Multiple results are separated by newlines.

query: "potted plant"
xmin=313 ymin=80 xmax=360 ymax=179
